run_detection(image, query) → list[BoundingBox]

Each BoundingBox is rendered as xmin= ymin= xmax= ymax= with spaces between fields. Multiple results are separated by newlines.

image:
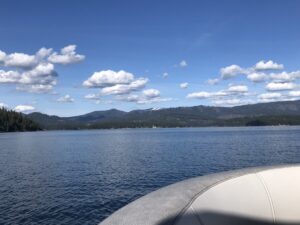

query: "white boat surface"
xmin=100 ymin=165 xmax=300 ymax=225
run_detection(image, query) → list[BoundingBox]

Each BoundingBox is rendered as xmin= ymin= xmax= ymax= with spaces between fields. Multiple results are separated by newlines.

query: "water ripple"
xmin=1 ymin=127 xmax=300 ymax=224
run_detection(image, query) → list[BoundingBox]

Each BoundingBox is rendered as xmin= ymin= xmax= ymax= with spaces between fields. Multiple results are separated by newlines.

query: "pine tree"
xmin=0 ymin=107 xmax=41 ymax=132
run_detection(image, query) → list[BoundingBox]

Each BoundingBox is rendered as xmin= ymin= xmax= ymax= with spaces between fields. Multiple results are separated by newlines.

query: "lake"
xmin=1 ymin=127 xmax=300 ymax=225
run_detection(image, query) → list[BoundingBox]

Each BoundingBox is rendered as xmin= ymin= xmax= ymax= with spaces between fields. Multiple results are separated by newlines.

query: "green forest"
xmin=0 ymin=108 xmax=41 ymax=132
xmin=2 ymin=100 xmax=300 ymax=132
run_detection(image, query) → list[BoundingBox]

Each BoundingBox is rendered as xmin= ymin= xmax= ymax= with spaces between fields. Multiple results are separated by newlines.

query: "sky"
xmin=1 ymin=0 xmax=300 ymax=116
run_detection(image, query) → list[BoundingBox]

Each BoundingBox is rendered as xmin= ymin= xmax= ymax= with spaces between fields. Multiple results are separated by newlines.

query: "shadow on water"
xmin=157 ymin=211 xmax=300 ymax=225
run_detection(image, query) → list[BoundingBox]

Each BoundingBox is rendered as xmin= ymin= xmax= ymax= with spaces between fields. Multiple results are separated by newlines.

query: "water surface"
xmin=1 ymin=127 xmax=300 ymax=225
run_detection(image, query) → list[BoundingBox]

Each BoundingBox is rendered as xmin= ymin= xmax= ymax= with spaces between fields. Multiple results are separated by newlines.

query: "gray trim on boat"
xmin=99 ymin=164 xmax=298 ymax=225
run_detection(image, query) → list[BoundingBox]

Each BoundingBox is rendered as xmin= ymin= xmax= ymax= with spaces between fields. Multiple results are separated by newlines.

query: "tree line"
xmin=0 ymin=107 xmax=41 ymax=132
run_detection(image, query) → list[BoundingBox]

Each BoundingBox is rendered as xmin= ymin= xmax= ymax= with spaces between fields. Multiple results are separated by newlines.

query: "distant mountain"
xmin=27 ymin=109 xmax=126 ymax=130
xmin=26 ymin=100 xmax=300 ymax=130
xmin=67 ymin=109 xmax=126 ymax=123
xmin=0 ymin=108 xmax=40 ymax=132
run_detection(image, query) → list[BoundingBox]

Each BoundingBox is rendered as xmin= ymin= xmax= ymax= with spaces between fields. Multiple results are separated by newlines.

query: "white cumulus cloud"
xmin=117 ymin=88 xmax=172 ymax=104
xmin=254 ymin=60 xmax=283 ymax=70
xmin=57 ymin=94 xmax=74 ymax=103
xmin=187 ymin=91 xmax=212 ymax=99
xmin=101 ymin=78 xmax=148 ymax=95
xmin=266 ymin=82 xmax=295 ymax=91
xmin=228 ymin=85 xmax=248 ymax=93
xmin=48 ymin=45 xmax=85 ymax=65
xmin=288 ymin=91 xmax=300 ymax=97
xmin=259 ymin=92 xmax=282 ymax=100
xmin=83 ymin=69 xmax=149 ymax=97
xmin=207 ymin=78 xmax=219 ymax=85
xmin=220 ymin=65 xmax=245 ymax=79
xmin=180 ymin=82 xmax=189 ymax=89
xmin=143 ymin=89 xmax=160 ymax=98
xmin=36 ymin=47 xmax=53 ymax=59
xmin=247 ymin=72 xmax=268 ymax=83
xmin=14 ymin=105 xmax=35 ymax=113
xmin=0 ymin=50 xmax=6 ymax=62
xmin=118 ymin=94 xmax=171 ymax=104
xmin=187 ymin=90 xmax=230 ymax=99
xmin=0 ymin=70 xmax=20 ymax=83
xmin=4 ymin=53 xmax=38 ymax=69
xmin=179 ymin=60 xmax=187 ymax=67
xmin=270 ymin=71 xmax=300 ymax=82
xmin=0 ymin=45 xmax=84 ymax=93
xmin=83 ymin=70 xmax=134 ymax=88
xmin=17 ymin=84 xmax=55 ymax=93
xmin=84 ymin=93 xmax=101 ymax=100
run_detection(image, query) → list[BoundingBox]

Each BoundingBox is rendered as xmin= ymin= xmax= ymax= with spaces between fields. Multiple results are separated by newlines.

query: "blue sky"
xmin=1 ymin=0 xmax=300 ymax=116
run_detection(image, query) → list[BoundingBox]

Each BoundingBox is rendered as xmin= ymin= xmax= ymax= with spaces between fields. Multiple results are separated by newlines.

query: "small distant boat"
xmin=100 ymin=165 xmax=300 ymax=225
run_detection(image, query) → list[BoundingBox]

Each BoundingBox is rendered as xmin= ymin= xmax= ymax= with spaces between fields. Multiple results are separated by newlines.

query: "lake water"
xmin=1 ymin=127 xmax=300 ymax=225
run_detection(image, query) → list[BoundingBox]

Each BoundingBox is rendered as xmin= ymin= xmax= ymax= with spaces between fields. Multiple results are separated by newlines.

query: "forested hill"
xmin=27 ymin=100 xmax=300 ymax=130
xmin=0 ymin=108 xmax=41 ymax=132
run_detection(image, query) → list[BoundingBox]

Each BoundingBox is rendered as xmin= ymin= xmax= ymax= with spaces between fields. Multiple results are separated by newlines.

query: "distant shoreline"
xmin=24 ymin=100 xmax=300 ymax=131
xmin=1 ymin=124 xmax=299 ymax=133
xmin=2 ymin=100 xmax=300 ymax=132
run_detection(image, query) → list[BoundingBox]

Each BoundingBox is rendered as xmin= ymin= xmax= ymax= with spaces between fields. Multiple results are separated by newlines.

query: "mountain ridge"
xmin=26 ymin=100 xmax=300 ymax=130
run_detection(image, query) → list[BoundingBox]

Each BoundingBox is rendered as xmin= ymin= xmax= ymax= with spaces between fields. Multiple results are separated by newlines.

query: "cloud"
xmin=187 ymin=90 xmax=231 ymax=99
xmin=217 ymin=60 xmax=284 ymax=82
xmin=247 ymin=72 xmax=268 ymax=83
xmin=187 ymin=86 xmax=248 ymax=100
xmin=258 ymin=92 xmax=287 ymax=103
xmin=17 ymin=62 xmax=58 ymax=93
xmin=48 ymin=45 xmax=85 ymax=65
xmin=188 ymin=60 xmax=300 ymax=105
xmin=269 ymin=71 xmax=300 ymax=82
xmin=20 ymin=62 xmax=56 ymax=84
xmin=288 ymin=91 xmax=300 ymax=97
xmin=57 ymin=94 xmax=74 ymax=103
xmin=83 ymin=69 xmax=151 ymax=99
xmin=207 ymin=78 xmax=219 ymax=85
xmin=117 ymin=88 xmax=172 ymax=104
xmin=180 ymin=82 xmax=189 ymax=89
xmin=228 ymin=85 xmax=248 ymax=93
xmin=119 ymin=94 xmax=171 ymax=104
xmin=288 ymin=71 xmax=300 ymax=79
xmin=0 ymin=102 xmax=8 ymax=108
xmin=84 ymin=93 xmax=101 ymax=100
xmin=0 ymin=50 xmax=6 ymax=62
xmin=17 ymin=84 xmax=55 ymax=93
xmin=179 ymin=60 xmax=187 ymax=67
xmin=259 ymin=92 xmax=282 ymax=100
xmin=0 ymin=46 xmax=82 ymax=69
xmin=254 ymin=60 xmax=284 ymax=70
xmin=143 ymin=89 xmax=160 ymax=98
xmin=266 ymin=82 xmax=295 ymax=91
xmin=0 ymin=70 xmax=20 ymax=83
xmin=187 ymin=91 xmax=214 ymax=99
xmin=220 ymin=65 xmax=245 ymax=79
xmin=36 ymin=47 xmax=53 ymax=59
xmin=14 ymin=105 xmax=35 ymax=113
xmin=83 ymin=70 xmax=135 ymax=88
xmin=136 ymin=97 xmax=172 ymax=104
xmin=162 ymin=72 xmax=168 ymax=78
xmin=4 ymin=53 xmax=38 ymax=69
xmin=101 ymin=78 xmax=148 ymax=95
xmin=0 ymin=45 xmax=84 ymax=93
